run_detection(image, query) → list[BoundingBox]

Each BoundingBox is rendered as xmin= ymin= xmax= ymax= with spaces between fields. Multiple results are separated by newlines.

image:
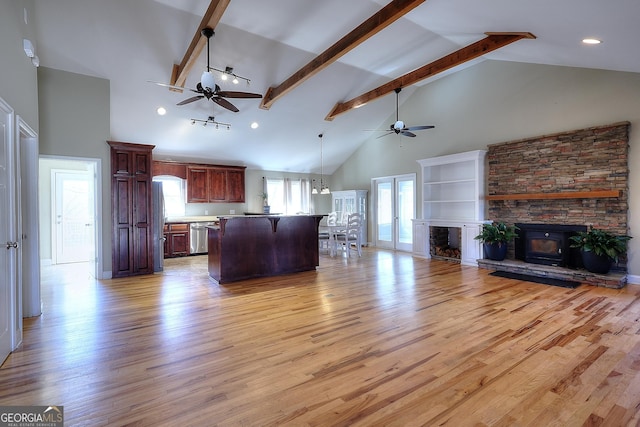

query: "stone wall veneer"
xmin=486 ymin=122 xmax=629 ymax=268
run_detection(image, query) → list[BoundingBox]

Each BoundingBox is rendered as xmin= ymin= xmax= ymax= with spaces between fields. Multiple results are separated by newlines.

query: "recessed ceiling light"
xmin=156 ymin=107 xmax=167 ymax=116
xmin=251 ymin=122 xmax=259 ymax=129
xmin=582 ymin=38 xmax=602 ymax=45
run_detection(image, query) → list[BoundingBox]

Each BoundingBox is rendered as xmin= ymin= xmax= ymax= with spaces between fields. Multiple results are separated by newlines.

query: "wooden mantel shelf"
xmin=486 ymin=190 xmax=621 ymax=201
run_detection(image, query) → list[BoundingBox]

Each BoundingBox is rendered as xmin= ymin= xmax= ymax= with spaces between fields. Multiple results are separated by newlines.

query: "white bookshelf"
xmin=415 ymin=150 xmax=487 ymax=266
xmin=418 ymin=150 xmax=486 ymax=222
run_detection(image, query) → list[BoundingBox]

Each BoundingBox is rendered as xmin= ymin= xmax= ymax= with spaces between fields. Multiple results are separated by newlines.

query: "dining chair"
xmin=334 ymin=213 xmax=362 ymax=257
xmin=318 ymin=212 xmax=338 ymax=253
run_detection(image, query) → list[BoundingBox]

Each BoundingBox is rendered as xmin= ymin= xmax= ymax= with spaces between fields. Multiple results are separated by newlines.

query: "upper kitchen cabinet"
xmin=152 ymin=160 xmax=187 ymax=179
xmin=108 ymin=141 xmax=155 ymax=278
xmin=226 ymin=169 xmax=245 ymax=202
xmin=186 ymin=164 xmax=245 ymax=203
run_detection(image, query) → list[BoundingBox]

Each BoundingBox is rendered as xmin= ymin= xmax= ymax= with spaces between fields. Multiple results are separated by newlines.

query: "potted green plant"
xmin=474 ymin=222 xmax=519 ymax=261
xmin=568 ymin=226 xmax=631 ymax=274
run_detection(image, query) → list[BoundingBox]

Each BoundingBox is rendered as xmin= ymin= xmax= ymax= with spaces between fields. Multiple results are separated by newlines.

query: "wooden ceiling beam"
xmin=259 ymin=0 xmax=426 ymax=110
xmin=325 ymin=32 xmax=536 ymax=121
xmin=170 ymin=0 xmax=231 ymax=88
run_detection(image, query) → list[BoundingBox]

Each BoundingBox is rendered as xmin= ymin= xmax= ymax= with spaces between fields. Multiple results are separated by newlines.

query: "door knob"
xmin=6 ymin=241 xmax=18 ymax=249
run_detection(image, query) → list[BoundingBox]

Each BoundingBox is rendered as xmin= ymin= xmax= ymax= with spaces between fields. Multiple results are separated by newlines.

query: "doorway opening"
xmin=39 ymin=157 xmax=101 ymax=278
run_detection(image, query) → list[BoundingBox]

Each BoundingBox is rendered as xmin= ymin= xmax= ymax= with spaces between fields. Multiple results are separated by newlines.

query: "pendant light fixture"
xmin=314 ymin=133 xmax=330 ymax=194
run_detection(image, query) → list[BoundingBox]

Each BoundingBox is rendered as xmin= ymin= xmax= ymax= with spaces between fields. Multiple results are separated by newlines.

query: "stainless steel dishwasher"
xmin=189 ymin=222 xmax=215 ymax=254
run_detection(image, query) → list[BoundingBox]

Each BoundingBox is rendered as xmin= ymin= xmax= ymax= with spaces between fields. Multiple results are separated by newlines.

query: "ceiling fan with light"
xmin=371 ymin=88 xmax=434 ymax=138
xmin=151 ymin=27 xmax=262 ymax=113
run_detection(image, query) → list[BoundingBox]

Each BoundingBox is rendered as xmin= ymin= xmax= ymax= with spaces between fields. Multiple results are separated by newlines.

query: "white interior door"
xmin=19 ymin=117 xmax=40 ymax=318
xmin=0 ymin=98 xmax=16 ymax=364
xmin=374 ymin=174 xmax=416 ymax=251
xmin=53 ymin=170 xmax=95 ymax=264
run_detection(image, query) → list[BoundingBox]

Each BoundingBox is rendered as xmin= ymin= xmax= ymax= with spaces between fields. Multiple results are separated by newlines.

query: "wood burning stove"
xmin=515 ymin=223 xmax=586 ymax=268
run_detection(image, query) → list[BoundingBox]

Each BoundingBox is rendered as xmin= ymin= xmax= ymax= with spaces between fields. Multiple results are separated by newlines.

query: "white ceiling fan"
xmin=151 ymin=27 xmax=262 ymax=112
xmin=372 ymin=88 xmax=435 ymax=138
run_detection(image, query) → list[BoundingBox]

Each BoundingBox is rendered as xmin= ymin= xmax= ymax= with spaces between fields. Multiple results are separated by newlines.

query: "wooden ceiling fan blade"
xmin=405 ymin=125 xmax=435 ymax=131
xmin=400 ymin=131 xmax=417 ymax=137
xmin=212 ymin=97 xmax=240 ymax=112
xmin=177 ymin=95 xmax=204 ymax=105
xmin=216 ymin=90 xmax=262 ymax=99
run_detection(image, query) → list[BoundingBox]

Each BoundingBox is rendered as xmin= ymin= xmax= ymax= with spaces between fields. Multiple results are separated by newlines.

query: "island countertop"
xmin=207 ymin=215 xmax=323 ymax=284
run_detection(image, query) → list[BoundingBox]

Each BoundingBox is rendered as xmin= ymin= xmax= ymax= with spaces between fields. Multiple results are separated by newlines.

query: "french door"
xmin=373 ymin=174 xmax=416 ymax=251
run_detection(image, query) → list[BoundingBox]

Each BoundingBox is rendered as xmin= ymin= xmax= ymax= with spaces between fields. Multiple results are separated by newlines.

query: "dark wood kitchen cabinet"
xmin=226 ymin=169 xmax=245 ymax=202
xmin=108 ymin=141 xmax=155 ymax=278
xmin=163 ymin=223 xmax=190 ymax=257
xmin=186 ymin=166 xmax=209 ymax=202
xmin=186 ymin=165 xmax=245 ymax=203
xmin=152 ymin=160 xmax=187 ymax=179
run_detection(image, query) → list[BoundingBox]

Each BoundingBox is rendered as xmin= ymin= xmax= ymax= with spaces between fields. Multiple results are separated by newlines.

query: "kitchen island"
xmin=207 ymin=215 xmax=323 ymax=283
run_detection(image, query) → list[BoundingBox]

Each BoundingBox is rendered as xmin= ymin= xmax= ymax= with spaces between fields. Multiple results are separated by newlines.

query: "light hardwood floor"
xmin=2 ymin=249 xmax=640 ymax=426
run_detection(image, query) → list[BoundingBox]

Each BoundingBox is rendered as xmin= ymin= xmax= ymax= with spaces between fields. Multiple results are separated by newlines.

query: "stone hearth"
xmin=478 ymin=258 xmax=627 ymax=289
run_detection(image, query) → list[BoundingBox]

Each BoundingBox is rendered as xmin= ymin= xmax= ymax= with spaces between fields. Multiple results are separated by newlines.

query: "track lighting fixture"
xmin=214 ymin=65 xmax=251 ymax=86
xmin=190 ymin=116 xmax=231 ymax=130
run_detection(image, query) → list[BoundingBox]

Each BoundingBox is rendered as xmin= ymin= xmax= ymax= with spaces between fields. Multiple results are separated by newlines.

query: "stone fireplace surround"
xmin=479 ymin=122 xmax=630 ymax=288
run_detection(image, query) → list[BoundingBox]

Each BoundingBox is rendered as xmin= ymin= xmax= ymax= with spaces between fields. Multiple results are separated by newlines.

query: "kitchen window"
xmin=153 ymin=175 xmax=186 ymax=217
xmin=265 ymin=178 xmax=310 ymax=214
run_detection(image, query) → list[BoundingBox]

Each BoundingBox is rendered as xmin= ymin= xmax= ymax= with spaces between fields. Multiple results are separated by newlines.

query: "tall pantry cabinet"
xmin=108 ymin=141 xmax=155 ymax=278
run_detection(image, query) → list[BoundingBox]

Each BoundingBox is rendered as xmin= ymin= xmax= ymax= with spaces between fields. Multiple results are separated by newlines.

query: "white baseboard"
xmin=100 ymin=270 xmax=112 ymax=280
xmin=627 ymin=274 xmax=640 ymax=285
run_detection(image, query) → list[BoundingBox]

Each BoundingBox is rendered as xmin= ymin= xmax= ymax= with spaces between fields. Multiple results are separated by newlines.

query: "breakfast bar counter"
xmin=207 ymin=215 xmax=323 ymax=283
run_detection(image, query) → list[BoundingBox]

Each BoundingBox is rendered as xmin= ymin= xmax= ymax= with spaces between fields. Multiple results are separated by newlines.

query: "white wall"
xmin=0 ymin=0 xmax=38 ymax=128
xmin=37 ymin=67 xmax=112 ymax=277
xmin=332 ymin=60 xmax=640 ymax=278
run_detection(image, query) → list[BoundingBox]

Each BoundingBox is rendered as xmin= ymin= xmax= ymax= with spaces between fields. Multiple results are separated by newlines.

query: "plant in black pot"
xmin=474 ymin=222 xmax=519 ymax=261
xmin=568 ymin=226 xmax=631 ymax=274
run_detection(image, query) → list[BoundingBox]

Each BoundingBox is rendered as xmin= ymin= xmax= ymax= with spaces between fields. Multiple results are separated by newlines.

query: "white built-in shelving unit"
xmin=413 ymin=150 xmax=487 ymax=266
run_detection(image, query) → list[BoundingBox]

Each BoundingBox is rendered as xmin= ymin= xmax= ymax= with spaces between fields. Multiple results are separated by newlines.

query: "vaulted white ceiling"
xmin=32 ymin=0 xmax=640 ymax=173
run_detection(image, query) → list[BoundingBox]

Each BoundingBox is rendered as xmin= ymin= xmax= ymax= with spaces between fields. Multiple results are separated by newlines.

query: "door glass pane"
xmin=377 ymin=181 xmax=392 ymax=243
xmin=397 ymin=179 xmax=414 ymax=245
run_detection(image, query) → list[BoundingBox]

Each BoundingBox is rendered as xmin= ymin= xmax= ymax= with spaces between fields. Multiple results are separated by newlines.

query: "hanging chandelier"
xmin=312 ymin=133 xmax=330 ymax=195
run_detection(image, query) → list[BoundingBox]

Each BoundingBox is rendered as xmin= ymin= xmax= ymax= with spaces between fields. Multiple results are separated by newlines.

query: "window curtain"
xmin=284 ymin=178 xmax=310 ymax=214
xmin=267 ymin=177 xmax=311 ymax=214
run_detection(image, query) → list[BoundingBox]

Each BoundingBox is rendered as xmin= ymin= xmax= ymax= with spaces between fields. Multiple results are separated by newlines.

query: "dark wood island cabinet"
xmin=207 ymin=215 xmax=323 ymax=283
